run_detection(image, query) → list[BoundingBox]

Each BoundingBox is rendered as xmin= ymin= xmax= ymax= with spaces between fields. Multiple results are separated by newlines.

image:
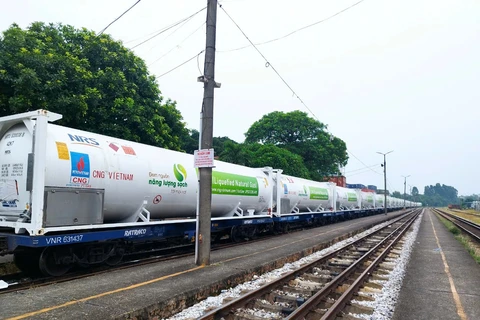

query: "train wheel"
xmin=231 ymin=226 xmax=242 ymax=243
xmin=14 ymin=248 xmax=42 ymax=276
xmin=39 ymin=247 xmax=72 ymax=277
xmin=105 ymin=247 xmax=125 ymax=266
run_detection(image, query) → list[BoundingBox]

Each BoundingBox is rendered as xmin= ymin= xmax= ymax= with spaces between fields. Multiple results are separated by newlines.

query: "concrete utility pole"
xmin=196 ymin=0 xmax=219 ymax=266
xmin=377 ymin=150 xmax=393 ymax=215
xmin=402 ymin=175 xmax=410 ymax=210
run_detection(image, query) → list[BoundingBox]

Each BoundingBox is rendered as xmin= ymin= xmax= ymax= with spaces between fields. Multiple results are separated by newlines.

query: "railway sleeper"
xmin=282 ymin=285 xmax=315 ymax=296
xmin=344 ymin=302 xmax=375 ymax=315
xmin=363 ymin=280 xmax=385 ymax=290
xmin=234 ymin=308 xmax=283 ymax=320
xmin=353 ymin=291 xmax=376 ymax=302
xmin=272 ymin=292 xmax=303 ymax=305
xmin=290 ymin=278 xmax=323 ymax=290
xmin=252 ymin=300 xmax=293 ymax=314
xmin=302 ymin=272 xmax=333 ymax=283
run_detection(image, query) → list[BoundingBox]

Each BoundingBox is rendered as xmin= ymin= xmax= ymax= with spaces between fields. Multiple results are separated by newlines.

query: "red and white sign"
xmin=194 ymin=149 xmax=215 ymax=168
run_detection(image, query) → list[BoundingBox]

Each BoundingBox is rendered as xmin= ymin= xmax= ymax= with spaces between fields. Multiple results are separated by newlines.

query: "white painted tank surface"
xmin=278 ymin=175 xmax=333 ymax=212
xmin=336 ymin=187 xmax=358 ymax=209
xmin=360 ymin=191 xmax=375 ymax=208
xmin=0 ymin=122 xmax=273 ymax=223
xmin=387 ymin=196 xmax=394 ymax=208
xmin=375 ymin=194 xmax=385 ymax=207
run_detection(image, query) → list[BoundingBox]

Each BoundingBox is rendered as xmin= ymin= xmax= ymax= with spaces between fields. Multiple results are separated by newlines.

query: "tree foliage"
xmin=219 ymin=142 xmax=311 ymax=178
xmin=395 ymin=183 xmax=459 ymax=207
xmin=181 ymin=129 xmax=238 ymax=157
xmin=423 ymin=183 xmax=458 ymax=206
xmin=244 ymin=111 xmax=348 ymax=181
xmin=0 ymin=22 xmax=188 ymax=150
xmin=411 ymin=186 xmax=419 ymax=196
xmin=392 ymin=191 xmax=403 ymax=198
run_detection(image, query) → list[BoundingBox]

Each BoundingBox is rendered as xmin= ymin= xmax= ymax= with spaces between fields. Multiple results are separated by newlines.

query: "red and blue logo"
xmin=70 ymin=152 xmax=90 ymax=185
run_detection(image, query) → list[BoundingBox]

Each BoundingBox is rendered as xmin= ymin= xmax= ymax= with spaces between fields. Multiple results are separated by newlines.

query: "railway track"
xmin=433 ymin=208 xmax=480 ymax=242
xmin=197 ymin=209 xmax=422 ymax=320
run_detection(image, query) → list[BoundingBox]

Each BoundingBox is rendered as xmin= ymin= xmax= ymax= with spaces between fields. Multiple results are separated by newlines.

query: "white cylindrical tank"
xmin=278 ymin=175 xmax=333 ymax=213
xmin=336 ymin=187 xmax=358 ymax=210
xmin=0 ymin=122 xmax=273 ymax=223
xmin=386 ymin=196 xmax=394 ymax=208
xmin=360 ymin=191 xmax=375 ymax=209
xmin=375 ymin=194 xmax=384 ymax=208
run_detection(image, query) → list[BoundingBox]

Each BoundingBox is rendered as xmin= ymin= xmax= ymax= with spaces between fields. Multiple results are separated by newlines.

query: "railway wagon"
xmin=0 ymin=110 xmax=419 ymax=276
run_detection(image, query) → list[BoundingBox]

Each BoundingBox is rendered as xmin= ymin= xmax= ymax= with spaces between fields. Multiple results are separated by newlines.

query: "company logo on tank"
xmin=347 ymin=193 xmax=357 ymax=202
xmin=148 ymin=164 xmax=188 ymax=190
xmin=70 ymin=152 xmax=90 ymax=185
xmin=308 ymin=186 xmax=329 ymax=200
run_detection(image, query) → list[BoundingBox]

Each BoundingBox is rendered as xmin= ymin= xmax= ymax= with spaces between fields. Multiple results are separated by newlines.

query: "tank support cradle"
xmin=136 ymin=199 xmax=151 ymax=222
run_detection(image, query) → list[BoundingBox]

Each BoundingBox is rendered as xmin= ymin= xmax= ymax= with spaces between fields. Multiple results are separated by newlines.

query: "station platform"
xmin=0 ymin=211 xmax=404 ymax=320
xmin=393 ymin=209 xmax=480 ymax=320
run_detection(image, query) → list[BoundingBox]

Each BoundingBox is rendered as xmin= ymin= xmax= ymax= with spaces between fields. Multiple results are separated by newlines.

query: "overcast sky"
xmin=1 ymin=0 xmax=479 ymax=196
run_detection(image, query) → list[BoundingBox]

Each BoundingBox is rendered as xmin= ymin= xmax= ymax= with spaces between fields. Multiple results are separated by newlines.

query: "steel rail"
xmin=317 ymin=208 xmax=422 ymax=319
xmin=285 ymin=209 xmax=421 ymax=319
xmin=198 ymin=210 xmax=417 ymax=320
xmin=434 ymin=209 xmax=480 ymax=242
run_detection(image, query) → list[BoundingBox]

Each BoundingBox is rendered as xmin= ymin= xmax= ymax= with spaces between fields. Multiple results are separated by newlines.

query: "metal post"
xmin=196 ymin=0 xmax=219 ymax=266
xmin=402 ymin=175 xmax=410 ymax=210
xmin=377 ymin=151 xmax=393 ymax=215
xmin=383 ymin=156 xmax=387 ymax=214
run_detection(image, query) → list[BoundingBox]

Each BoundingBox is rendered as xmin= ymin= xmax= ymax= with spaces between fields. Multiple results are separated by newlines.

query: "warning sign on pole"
xmin=194 ymin=149 xmax=215 ymax=168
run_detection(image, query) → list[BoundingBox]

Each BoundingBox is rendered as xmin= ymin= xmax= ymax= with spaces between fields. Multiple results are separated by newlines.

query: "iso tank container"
xmin=360 ymin=191 xmax=375 ymax=209
xmin=0 ymin=120 xmax=273 ymax=225
xmin=336 ymin=187 xmax=359 ymax=210
xmin=277 ymin=175 xmax=334 ymax=213
xmin=386 ymin=196 xmax=394 ymax=208
xmin=375 ymin=194 xmax=385 ymax=208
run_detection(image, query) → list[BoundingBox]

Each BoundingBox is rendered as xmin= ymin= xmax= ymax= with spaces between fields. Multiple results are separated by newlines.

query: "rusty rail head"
xmin=284 ymin=210 xmax=421 ymax=320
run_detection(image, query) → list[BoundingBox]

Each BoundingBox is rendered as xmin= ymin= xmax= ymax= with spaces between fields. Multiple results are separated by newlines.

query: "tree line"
xmin=0 ymin=23 xmax=347 ymax=180
xmin=391 ymin=183 xmax=459 ymax=207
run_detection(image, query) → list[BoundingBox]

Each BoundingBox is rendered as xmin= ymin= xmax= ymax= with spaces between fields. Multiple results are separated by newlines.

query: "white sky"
xmin=1 ymin=0 xmax=479 ymax=196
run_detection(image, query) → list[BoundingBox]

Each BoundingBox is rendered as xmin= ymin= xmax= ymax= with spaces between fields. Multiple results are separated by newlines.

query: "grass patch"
xmin=437 ymin=215 xmax=480 ymax=264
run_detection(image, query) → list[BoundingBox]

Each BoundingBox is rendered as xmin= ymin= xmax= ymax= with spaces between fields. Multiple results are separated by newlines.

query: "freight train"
xmin=0 ymin=110 xmax=421 ymax=276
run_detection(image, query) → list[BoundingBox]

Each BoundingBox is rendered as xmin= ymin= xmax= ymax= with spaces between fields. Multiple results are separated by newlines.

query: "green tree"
xmin=422 ymin=183 xmax=458 ymax=206
xmin=0 ymin=22 xmax=188 ymax=150
xmin=412 ymin=186 xmax=419 ymax=196
xmin=219 ymin=142 xmax=311 ymax=179
xmin=245 ymin=110 xmax=348 ymax=180
xmin=181 ymin=129 xmax=199 ymax=154
xmin=181 ymin=129 xmax=238 ymax=156
xmin=392 ymin=191 xmax=402 ymax=198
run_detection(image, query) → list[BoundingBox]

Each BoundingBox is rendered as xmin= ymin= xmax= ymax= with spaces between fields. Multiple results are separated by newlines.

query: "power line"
xmin=98 ymin=0 xmax=142 ymax=36
xmin=130 ymin=7 xmax=207 ymax=50
xmin=219 ymin=4 xmax=318 ymax=121
xmin=348 ymin=151 xmax=382 ymax=175
xmin=124 ymin=16 xmax=197 ymax=45
xmin=218 ymin=0 xmax=366 ymax=52
xmin=219 ymin=4 xmax=380 ymax=177
xmin=149 ymin=22 xmax=206 ymax=67
xmin=156 ymin=51 xmax=204 ymax=79
xmin=345 ymin=164 xmax=380 ymax=174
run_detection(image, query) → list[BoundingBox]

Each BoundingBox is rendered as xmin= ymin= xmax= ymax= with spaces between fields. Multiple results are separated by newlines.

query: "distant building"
xmin=323 ymin=176 xmax=346 ymax=187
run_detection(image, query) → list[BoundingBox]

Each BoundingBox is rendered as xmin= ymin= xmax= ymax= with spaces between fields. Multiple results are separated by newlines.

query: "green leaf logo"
xmin=173 ymin=164 xmax=187 ymax=182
